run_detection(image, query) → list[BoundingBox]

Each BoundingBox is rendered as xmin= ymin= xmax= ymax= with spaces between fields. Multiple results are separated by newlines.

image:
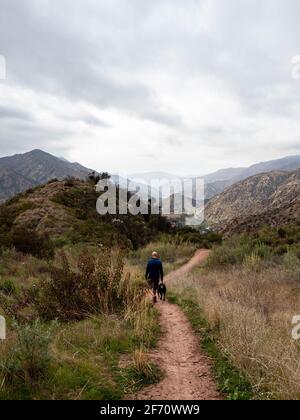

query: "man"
xmin=146 ymin=251 xmax=164 ymax=304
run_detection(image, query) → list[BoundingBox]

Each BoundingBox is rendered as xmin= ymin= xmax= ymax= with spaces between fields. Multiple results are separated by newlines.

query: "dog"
xmin=158 ymin=282 xmax=167 ymax=301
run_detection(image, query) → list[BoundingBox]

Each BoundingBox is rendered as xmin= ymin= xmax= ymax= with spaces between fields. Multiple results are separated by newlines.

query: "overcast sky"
xmin=0 ymin=0 xmax=300 ymax=175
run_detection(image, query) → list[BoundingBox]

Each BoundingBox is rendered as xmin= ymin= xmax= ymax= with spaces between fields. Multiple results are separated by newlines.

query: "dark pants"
xmin=148 ymin=278 xmax=159 ymax=293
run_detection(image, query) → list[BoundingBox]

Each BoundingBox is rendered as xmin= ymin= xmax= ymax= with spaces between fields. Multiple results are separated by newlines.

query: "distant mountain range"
xmin=0 ymin=149 xmax=92 ymax=201
xmin=204 ymin=155 xmax=300 ymax=199
xmin=129 ymin=155 xmax=300 ymax=200
xmin=1 ymin=150 xmax=300 ymax=228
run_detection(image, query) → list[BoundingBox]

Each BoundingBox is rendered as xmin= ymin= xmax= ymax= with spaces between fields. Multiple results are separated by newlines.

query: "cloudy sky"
xmin=0 ymin=0 xmax=300 ymax=175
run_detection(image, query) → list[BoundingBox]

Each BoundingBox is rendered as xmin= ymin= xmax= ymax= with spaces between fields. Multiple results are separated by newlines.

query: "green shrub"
xmin=205 ymin=245 xmax=237 ymax=268
xmin=35 ymin=248 xmax=143 ymax=321
xmin=0 ymin=279 xmax=17 ymax=296
xmin=64 ymin=176 xmax=77 ymax=187
xmin=254 ymin=241 xmax=271 ymax=259
xmin=1 ymin=320 xmax=55 ymax=386
xmin=243 ymin=252 xmax=262 ymax=272
xmin=11 ymin=226 xmax=54 ymax=259
xmin=283 ymin=250 xmax=300 ymax=272
xmin=273 ymin=244 xmax=288 ymax=256
xmin=174 ymin=227 xmax=222 ymax=248
xmin=206 ymin=226 xmax=300 ymax=270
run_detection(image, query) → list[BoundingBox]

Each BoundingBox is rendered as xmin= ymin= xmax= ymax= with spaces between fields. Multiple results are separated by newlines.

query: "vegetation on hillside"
xmin=0 ymin=177 xmax=173 ymax=254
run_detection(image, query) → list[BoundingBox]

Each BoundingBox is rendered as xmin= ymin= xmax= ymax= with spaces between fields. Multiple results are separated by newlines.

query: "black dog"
xmin=158 ymin=282 xmax=167 ymax=301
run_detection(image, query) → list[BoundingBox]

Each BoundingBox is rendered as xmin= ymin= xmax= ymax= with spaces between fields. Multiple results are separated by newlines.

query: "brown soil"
xmin=134 ymin=250 xmax=222 ymax=401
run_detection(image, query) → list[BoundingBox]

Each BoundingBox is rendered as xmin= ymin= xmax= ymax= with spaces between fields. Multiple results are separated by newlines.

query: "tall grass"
xmin=0 ymin=320 xmax=56 ymax=391
xmin=36 ymin=248 xmax=134 ymax=321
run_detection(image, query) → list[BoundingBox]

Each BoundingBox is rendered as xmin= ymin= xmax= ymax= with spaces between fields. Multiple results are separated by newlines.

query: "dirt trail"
xmin=135 ymin=250 xmax=222 ymax=401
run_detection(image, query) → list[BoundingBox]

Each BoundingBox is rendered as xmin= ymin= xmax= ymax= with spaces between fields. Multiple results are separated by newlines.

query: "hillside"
xmin=205 ymin=169 xmax=300 ymax=232
xmin=0 ymin=178 xmax=170 ymax=251
xmin=221 ymin=199 xmax=300 ymax=236
xmin=0 ymin=150 xmax=92 ymax=201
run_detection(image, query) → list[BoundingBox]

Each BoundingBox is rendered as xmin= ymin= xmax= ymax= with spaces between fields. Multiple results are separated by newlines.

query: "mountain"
xmin=0 ymin=150 xmax=92 ymax=201
xmin=0 ymin=166 xmax=35 ymax=202
xmin=202 ymin=168 xmax=245 ymax=183
xmin=237 ymin=155 xmax=300 ymax=179
xmin=203 ymin=156 xmax=300 ymax=199
xmin=205 ymin=179 xmax=233 ymax=200
xmin=205 ymin=169 xmax=300 ymax=233
xmin=130 ymin=156 xmax=300 ymax=202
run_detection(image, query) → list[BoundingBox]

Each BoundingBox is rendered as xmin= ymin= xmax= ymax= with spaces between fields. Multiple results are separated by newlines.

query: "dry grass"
xmin=170 ymin=264 xmax=300 ymax=399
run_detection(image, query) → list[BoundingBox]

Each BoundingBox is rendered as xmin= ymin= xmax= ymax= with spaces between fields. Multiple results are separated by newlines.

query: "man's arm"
xmin=160 ymin=262 xmax=164 ymax=282
xmin=145 ymin=263 xmax=150 ymax=280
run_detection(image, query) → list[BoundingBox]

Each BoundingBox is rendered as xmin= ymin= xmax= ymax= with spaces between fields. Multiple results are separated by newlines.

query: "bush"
xmin=11 ymin=226 xmax=54 ymax=259
xmin=204 ymin=236 xmax=252 ymax=269
xmin=243 ymin=252 xmax=262 ymax=272
xmin=283 ymin=250 xmax=300 ymax=272
xmin=0 ymin=279 xmax=17 ymax=296
xmin=35 ymin=248 xmax=144 ymax=321
xmin=1 ymin=320 xmax=55 ymax=386
xmin=64 ymin=176 xmax=77 ymax=187
xmin=175 ymin=227 xmax=222 ymax=248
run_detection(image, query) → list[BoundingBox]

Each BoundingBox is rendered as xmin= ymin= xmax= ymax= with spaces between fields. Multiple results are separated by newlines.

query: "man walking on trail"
xmin=146 ymin=251 xmax=164 ymax=304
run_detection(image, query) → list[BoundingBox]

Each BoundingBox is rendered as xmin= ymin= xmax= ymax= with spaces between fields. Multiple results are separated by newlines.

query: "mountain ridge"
xmin=0 ymin=149 xmax=93 ymax=201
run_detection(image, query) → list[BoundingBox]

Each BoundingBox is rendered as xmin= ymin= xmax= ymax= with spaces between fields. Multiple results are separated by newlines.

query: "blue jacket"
xmin=146 ymin=258 xmax=164 ymax=281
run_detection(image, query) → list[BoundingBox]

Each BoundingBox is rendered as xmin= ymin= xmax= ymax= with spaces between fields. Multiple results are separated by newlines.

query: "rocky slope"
xmin=221 ymin=199 xmax=300 ymax=236
xmin=205 ymin=169 xmax=300 ymax=232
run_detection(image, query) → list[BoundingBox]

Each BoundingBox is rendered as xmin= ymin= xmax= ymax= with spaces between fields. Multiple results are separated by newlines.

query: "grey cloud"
xmin=81 ymin=115 xmax=112 ymax=128
xmin=0 ymin=0 xmax=157 ymax=116
xmin=141 ymin=110 xmax=183 ymax=128
xmin=165 ymin=137 xmax=184 ymax=147
xmin=0 ymin=119 xmax=72 ymax=155
xmin=1 ymin=0 xmax=300 ymax=170
xmin=0 ymin=105 xmax=32 ymax=121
